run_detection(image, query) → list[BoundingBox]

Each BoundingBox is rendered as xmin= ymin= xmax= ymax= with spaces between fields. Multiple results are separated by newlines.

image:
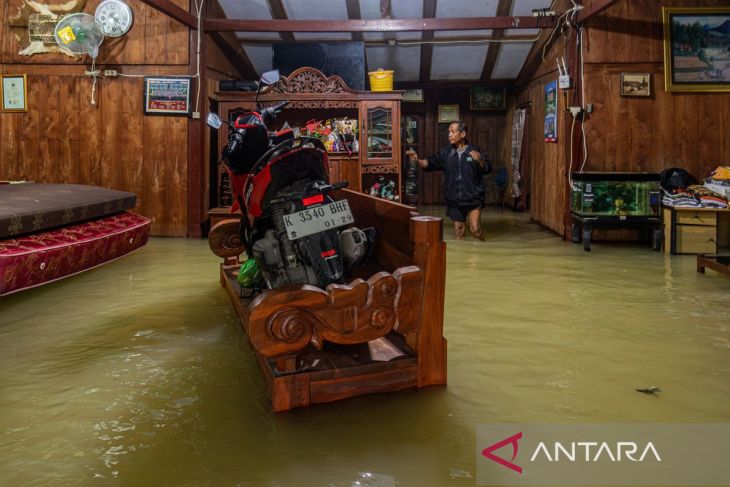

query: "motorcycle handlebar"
xmin=261 ymin=100 xmax=289 ymax=123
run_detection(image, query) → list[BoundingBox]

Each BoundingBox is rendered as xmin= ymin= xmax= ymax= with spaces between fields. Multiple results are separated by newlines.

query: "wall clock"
xmin=94 ymin=0 xmax=134 ymax=37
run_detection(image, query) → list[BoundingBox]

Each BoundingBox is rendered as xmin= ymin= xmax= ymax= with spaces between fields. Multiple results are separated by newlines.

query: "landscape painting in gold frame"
xmin=662 ymin=6 xmax=730 ymax=92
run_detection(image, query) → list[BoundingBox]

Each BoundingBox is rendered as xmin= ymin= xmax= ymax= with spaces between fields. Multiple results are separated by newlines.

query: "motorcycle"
xmin=207 ymin=70 xmax=374 ymax=291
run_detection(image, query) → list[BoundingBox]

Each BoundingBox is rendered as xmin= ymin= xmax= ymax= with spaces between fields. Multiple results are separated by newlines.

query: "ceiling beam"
xmin=480 ymin=0 xmax=513 ymax=81
xmin=577 ymin=0 xmax=623 ymax=24
xmin=266 ymin=0 xmax=295 ymax=43
xmin=138 ymin=0 xmax=198 ymax=29
xmin=234 ymin=34 xmax=539 ymax=45
xmin=346 ymin=0 xmax=364 ymax=43
xmin=209 ymin=32 xmax=258 ymax=80
xmin=419 ymin=0 xmax=437 ymax=83
xmin=204 ymin=15 xmax=556 ymax=33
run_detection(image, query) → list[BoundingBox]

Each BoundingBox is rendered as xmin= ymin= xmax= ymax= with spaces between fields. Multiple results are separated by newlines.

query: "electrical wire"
xmin=85 ymin=57 xmax=100 ymax=106
xmin=193 ymin=0 xmax=204 ymax=114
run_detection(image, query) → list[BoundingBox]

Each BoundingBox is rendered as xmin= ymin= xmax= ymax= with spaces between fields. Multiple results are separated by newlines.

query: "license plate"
xmin=283 ymin=200 xmax=354 ymax=240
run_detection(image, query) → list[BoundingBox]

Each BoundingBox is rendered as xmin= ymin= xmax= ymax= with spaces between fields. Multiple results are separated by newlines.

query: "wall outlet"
xmin=191 ymin=111 xmax=201 ymax=119
xmin=559 ymin=74 xmax=571 ymax=89
xmin=569 ymin=106 xmax=583 ymax=117
xmin=103 ymin=70 xmax=118 ymax=77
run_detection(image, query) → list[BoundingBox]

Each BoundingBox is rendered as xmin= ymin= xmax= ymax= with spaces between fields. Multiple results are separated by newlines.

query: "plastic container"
xmin=368 ymin=69 xmax=394 ymax=91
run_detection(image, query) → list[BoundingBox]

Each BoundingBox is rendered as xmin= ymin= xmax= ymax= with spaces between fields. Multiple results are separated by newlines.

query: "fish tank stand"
xmin=570 ymin=172 xmax=662 ymax=252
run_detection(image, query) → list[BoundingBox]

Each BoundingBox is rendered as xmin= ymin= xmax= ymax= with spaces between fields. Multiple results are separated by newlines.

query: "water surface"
xmin=1 ymin=208 xmax=728 ymax=486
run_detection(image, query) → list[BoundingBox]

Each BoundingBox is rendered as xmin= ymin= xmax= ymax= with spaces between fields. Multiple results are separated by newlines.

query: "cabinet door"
xmin=361 ymin=101 xmax=400 ymax=165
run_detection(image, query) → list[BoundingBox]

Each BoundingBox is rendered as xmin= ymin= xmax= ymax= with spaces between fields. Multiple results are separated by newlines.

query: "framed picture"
xmin=662 ymin=7 xmax=730 ymax=92
xmin=620 ymin=73 xmax=651 ymax=97
xmin=437 ymin=104 xmax=459 ymax=123
xmin=544 ymin=81 xmax=557 ymax=143
xmin=470 ymin=86 xmax=506 ymax=110
xmin=144 ymin=76 xmax=192 ymax=115
xmin=1 ymin=74 xmax=28 ymax=112
xmin=402 ymin=89 xmax=424 ymax=103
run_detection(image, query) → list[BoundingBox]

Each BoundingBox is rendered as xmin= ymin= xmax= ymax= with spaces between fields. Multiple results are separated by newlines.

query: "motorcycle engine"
xmin=252 ymin=230 xmax=317 ymax=289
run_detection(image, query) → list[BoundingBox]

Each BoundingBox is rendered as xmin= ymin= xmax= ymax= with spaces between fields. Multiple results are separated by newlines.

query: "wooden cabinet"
xmin=211 ymin=67 xmax=402 ymax=208
xmin=663 ymin=207 xmax=730 ymax=254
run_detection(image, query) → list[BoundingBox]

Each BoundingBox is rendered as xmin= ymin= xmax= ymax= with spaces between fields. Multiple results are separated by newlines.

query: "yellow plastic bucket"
xmin=368 ymin=69 xmax=394 ymax=91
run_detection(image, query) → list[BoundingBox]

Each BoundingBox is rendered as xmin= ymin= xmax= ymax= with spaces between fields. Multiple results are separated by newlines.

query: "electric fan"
xmin=53 ymin=13 xmax=104 ymax=58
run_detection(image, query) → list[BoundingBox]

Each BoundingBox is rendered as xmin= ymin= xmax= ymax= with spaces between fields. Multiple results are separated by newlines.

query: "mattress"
xmin=0 ymin=183 xmax=137 ymax=239
xmin=0 ymin=212 xmax=150 ymax=296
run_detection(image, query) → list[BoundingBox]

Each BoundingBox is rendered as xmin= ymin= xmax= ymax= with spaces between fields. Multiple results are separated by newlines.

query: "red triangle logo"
xmin=481 ymin=432 xmax=523 ymax=474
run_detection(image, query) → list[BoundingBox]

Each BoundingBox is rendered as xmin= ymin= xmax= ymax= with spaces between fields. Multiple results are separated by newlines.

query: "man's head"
xmin=448 ymin=121 xmax=467 ymax=146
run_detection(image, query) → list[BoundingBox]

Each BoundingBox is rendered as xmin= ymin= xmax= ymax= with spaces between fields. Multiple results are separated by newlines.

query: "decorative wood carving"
xmin=285 ymin=101 xmax=359 ymax=109
xmin=246 ymin=266 xmax=423 ymax=358
xmin=208 ymin=218 xmax=244 ymax=258
xmin=269 ymin=67 xmax=357 ymax=95
xmin=362 ymin=164 xmax=399 ymax=174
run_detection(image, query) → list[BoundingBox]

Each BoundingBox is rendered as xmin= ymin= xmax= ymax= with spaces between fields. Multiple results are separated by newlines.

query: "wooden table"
xmin=663 ymin=207 xmax=730 ymax=254
xmin=697 ymin=254 xmax=730 ymax=280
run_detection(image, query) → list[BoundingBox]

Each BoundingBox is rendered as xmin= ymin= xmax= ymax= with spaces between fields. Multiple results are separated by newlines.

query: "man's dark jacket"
xmin=424 ymin=143 xmax=491 ymax=207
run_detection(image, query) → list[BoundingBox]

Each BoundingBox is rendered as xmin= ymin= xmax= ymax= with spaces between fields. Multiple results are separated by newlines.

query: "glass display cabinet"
xmin=211 ymin=68 xmax=403 ymax=209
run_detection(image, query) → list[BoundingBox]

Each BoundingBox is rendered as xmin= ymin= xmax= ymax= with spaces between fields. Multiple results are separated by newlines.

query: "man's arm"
xmin=407 ymin=149 xmax=444 ymax=171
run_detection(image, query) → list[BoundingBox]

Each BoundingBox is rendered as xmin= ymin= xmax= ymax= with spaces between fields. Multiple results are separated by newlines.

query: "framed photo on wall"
xmin=662 ymin=6 xmax=730 ymax=92
xmin=1 ymin=74 xmax=28 ymax=112
xmin=620 ymin=73 xmax=651 ymax=96
xmin=470 ymin=86 xmax=506 ymax=110
xmin=437 ymin=104 xmax=459 ymax=123
xmin=402 ymin=89 xmax=424 ymax=103
xmin=144 ymin=76 xmax=192 ymax=115
xmin=544 ymin=81 xmax=557 ymax=143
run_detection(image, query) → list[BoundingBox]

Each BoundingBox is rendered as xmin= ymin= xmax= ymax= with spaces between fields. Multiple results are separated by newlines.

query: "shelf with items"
xmin=212 ymin=67 xmax=402 ymax=208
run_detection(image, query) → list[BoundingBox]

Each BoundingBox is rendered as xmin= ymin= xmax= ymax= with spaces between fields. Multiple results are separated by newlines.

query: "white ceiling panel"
xmin=283 ymin=0 xmax=348 ymax=20
xmin=219 ymin=0 xmax=280 ymax=40
xmin=491 ymin=43 xmax=533 ymax=79
xmin=361 ymin=0 xmax=422 ymax=41
xmin=506 ymin=0 xmax=553 ymax=36
xmin=434 ymin=0 xmax=498 ymax=38
xmin=366 ymin=45 xmax=422 ymax=82
xmin=430 ymin=44 xmax=488 ymax=80
xmin=242 ymin=44 xmax=273 ymax=75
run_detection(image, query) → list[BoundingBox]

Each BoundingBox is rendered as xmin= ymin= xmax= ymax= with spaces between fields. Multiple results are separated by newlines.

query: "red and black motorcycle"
xmin=207 ymin=70 xmax=373 ymax=290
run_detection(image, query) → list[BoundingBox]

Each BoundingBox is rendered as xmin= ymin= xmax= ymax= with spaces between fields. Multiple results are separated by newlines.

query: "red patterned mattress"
xmin=0 ymin=212 xmax=150 ymax=296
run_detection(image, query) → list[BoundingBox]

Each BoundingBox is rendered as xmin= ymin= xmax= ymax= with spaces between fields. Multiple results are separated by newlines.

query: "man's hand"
xmin=469 ymin=150 xmax=485 ymax=168
xmin=407 ymin=149 xmax=428 ymax=169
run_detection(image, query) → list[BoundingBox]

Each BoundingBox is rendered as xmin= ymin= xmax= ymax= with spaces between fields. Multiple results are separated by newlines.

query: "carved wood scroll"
xmin=246 ymin=266 xmax=423 ymax=358
xmin=270 ymin=67 xmax=357 ymax=95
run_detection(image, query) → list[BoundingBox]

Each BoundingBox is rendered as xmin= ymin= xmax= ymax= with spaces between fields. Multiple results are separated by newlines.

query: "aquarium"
xmin=571 ymin=172 xmax=661 ymax=217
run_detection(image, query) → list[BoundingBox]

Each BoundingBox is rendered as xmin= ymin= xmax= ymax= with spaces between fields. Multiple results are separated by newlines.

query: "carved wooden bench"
xmin=213 ymin=189 xmax=447 ymax=412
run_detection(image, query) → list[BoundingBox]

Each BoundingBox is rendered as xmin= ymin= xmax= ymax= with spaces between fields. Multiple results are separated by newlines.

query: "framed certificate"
xmin=1 ymin=75 xmax=28 ymax=112
xmin=143 ymin=76 xmax=192 ymax=116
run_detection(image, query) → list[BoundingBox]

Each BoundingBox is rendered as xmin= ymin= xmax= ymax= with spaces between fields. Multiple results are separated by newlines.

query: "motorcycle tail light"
xmin=321 ymin=249 xmax=337 ymax=258
xmin=302 ymin=194 xmax=324 ymax=206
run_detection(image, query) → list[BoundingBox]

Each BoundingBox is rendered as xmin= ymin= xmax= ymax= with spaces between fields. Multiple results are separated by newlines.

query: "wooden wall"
xmin=399 ymin=85 xmax=507 ymax=205
xmin=514 ymin=0 xmax=730 ymax=237
xmin=0 ymin=0 xmax=238 ymax=237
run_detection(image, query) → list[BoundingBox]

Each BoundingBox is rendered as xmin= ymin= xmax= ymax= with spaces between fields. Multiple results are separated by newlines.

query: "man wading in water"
xmin=407 ymin=121 xmax=491 ymax=240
